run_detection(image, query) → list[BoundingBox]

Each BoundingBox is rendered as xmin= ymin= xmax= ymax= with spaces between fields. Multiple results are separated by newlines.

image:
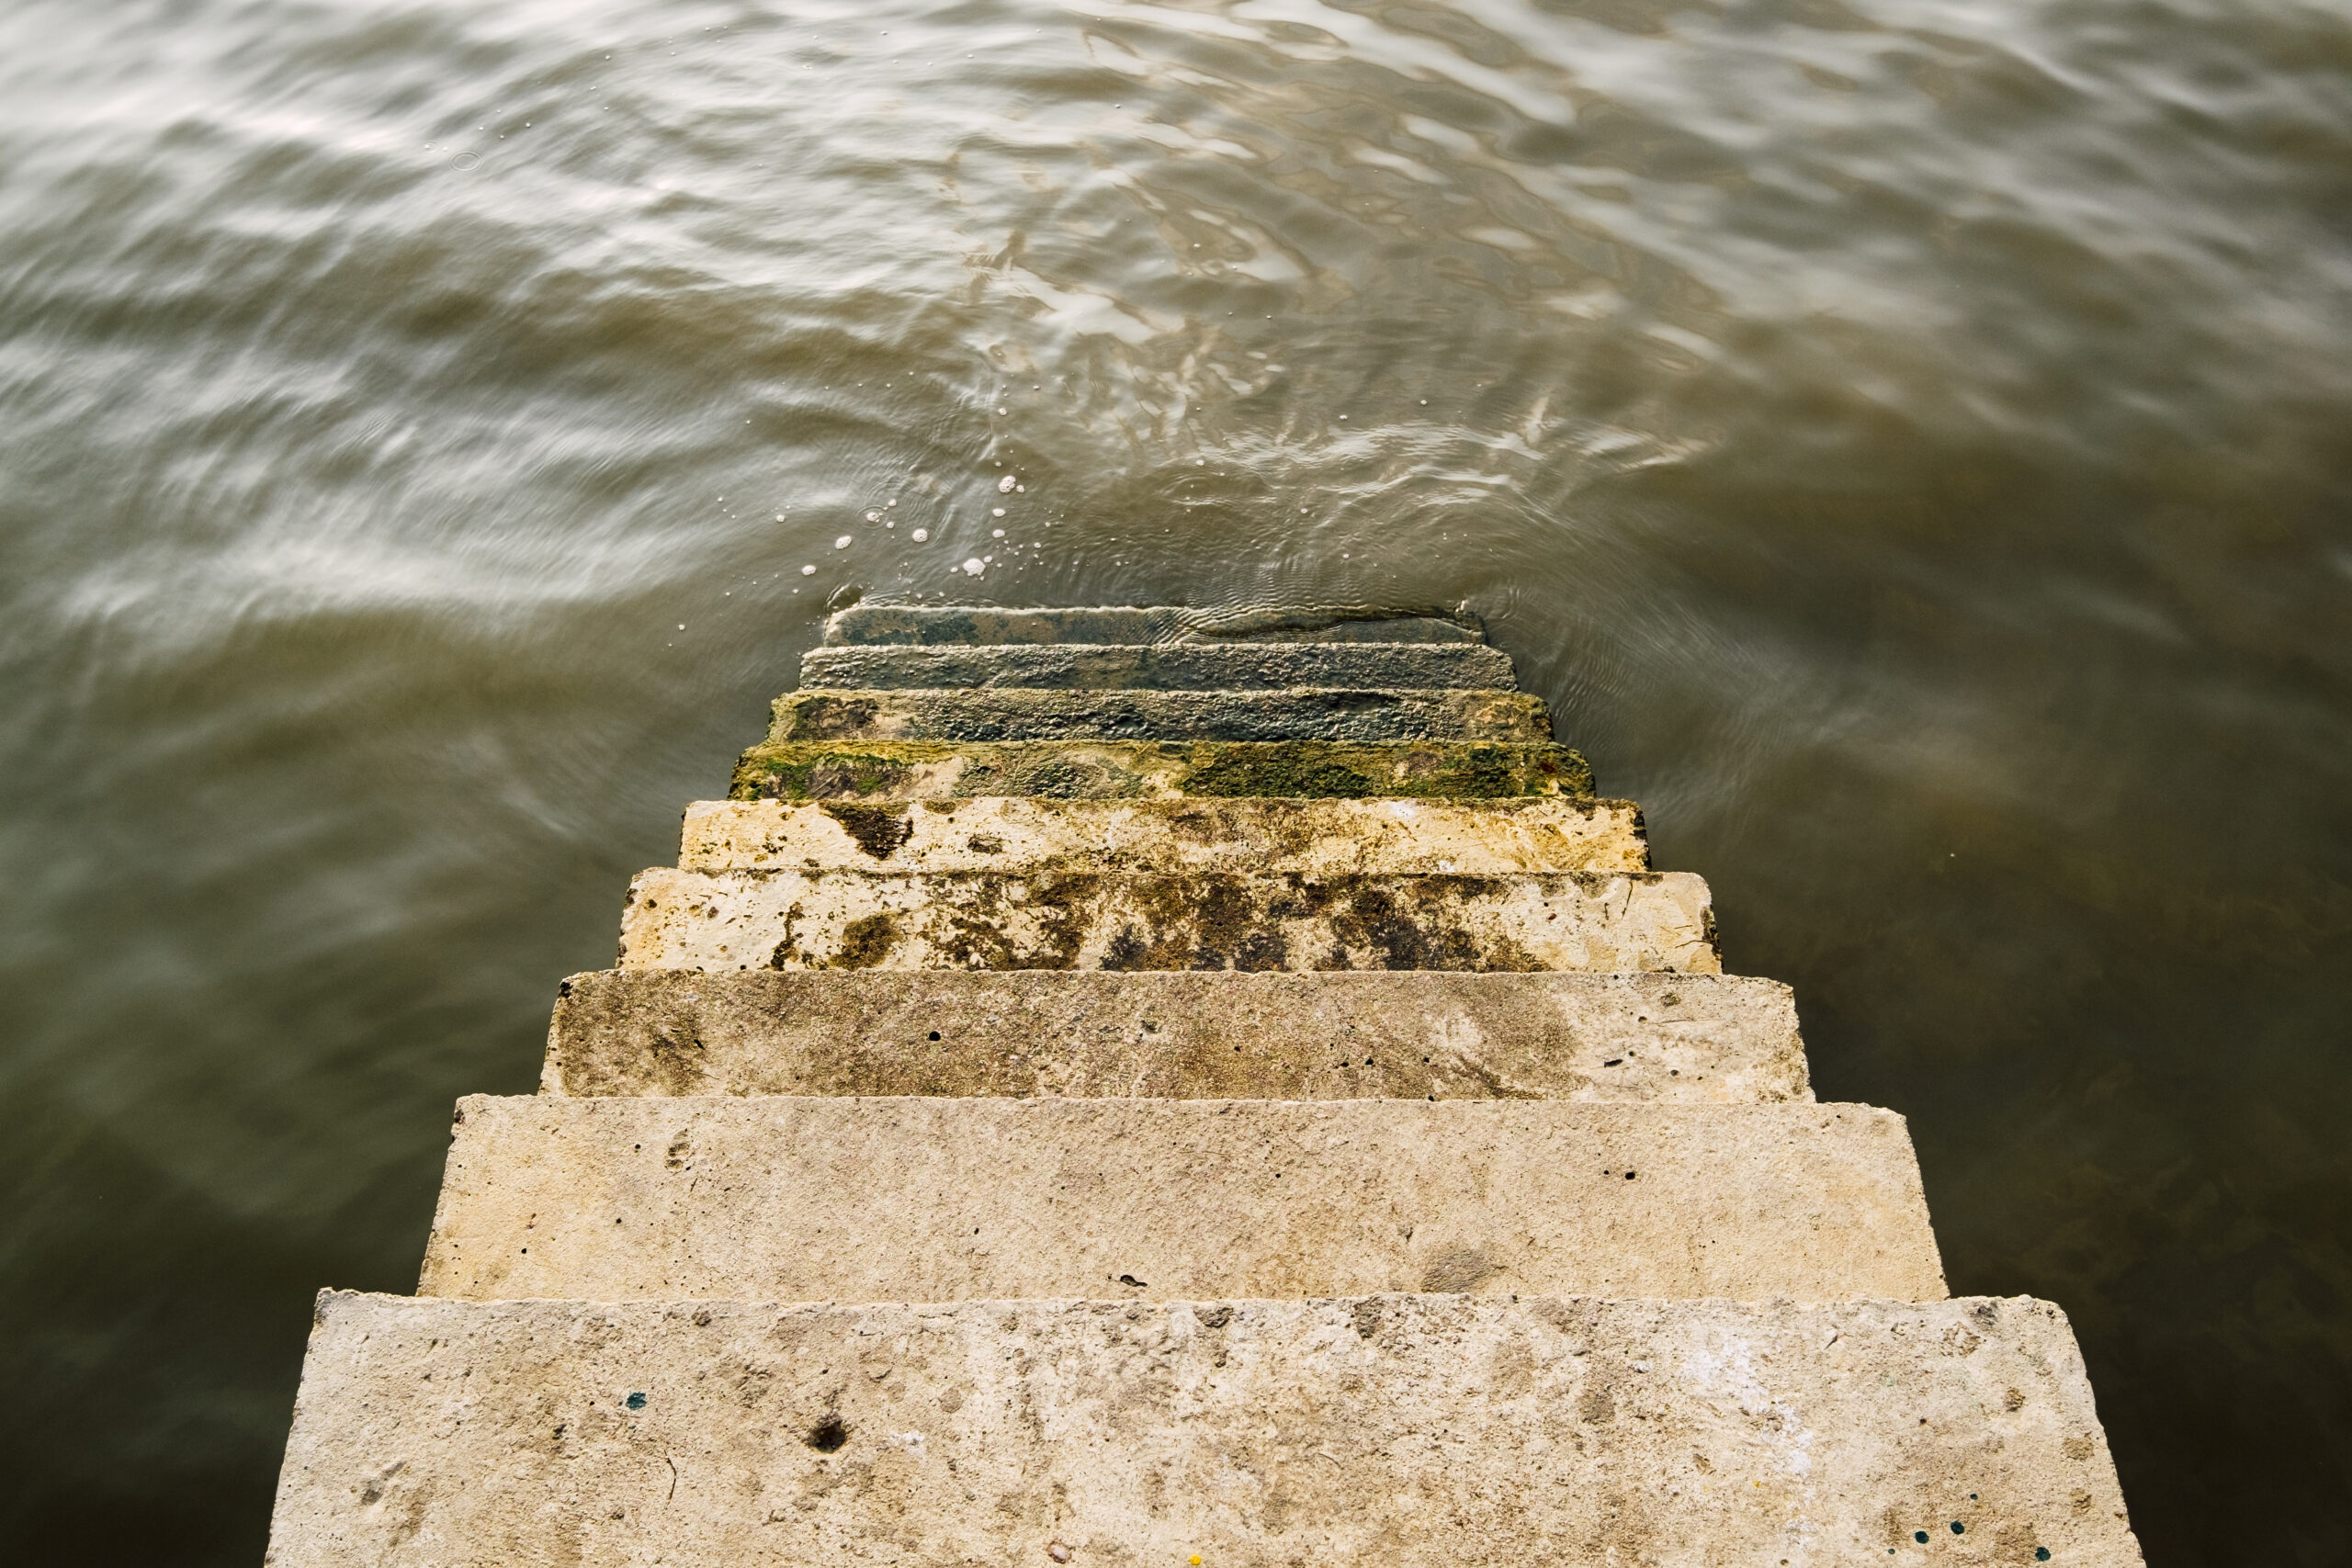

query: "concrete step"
xmin=617 ymin=868 xmax=1719 ymax=975
xmin=824 ymin=603 xmax=1487 ymax=645
xmin=797 ymin=641 xmax=1518 ymax=692
xmin=420 ymin=1098 xmax=1941 ymax=1303
xmin=273 ymin=1291 xmax=2143 ymax=1568
xmin=543 ymin=970 xmax=1809 ymax=1103
xmin=731 ymin=739 xmax=1593 ymax=802
xmin=767 ymin=688 xmax=1553 ymax=744
xmin=679 ymin=795 xmax=1648 ymax=874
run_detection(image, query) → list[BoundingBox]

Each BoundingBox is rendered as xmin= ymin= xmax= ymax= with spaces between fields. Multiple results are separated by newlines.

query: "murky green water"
xmin=3 ymin=0 xmax=2348 ymax=1558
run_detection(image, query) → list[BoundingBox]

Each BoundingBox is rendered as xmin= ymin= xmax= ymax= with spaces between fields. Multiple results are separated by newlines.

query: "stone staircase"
xmin=266 ymin=604 xmax=2143 ymax=1565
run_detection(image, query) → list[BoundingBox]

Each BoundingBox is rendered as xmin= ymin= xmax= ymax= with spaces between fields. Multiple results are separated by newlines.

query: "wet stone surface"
xmin=796 ymin=641 xmax=1518 ymax=692
xmin=766 ymin=687 xmax=1555 ymax=744
xmin=820 ymin=604 xmax=1487 ymax=646
xmin=728 ymin=739 xmax=1596 ymax=802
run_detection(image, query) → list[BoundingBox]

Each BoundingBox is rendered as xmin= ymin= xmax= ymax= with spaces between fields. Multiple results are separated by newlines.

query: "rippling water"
xmin=3 ymin=0 xmax=2349 ymax=1558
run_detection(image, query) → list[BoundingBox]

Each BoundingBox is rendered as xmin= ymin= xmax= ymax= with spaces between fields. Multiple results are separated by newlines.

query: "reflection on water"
xmin=1 ymin=0 xmax=2348 ymax=1558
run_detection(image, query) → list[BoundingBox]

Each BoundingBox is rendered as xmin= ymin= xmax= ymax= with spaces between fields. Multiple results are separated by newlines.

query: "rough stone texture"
xmin=678 ymin=795 xmax=1648 ymax=875
xmin=617 ymin=868 xmax=1720 ymax=975
xmin=421 ymin=1098 xmax=1941 ymax=1303
xmin=271 ymin=1292 xmax=2143 ymax=1568
xmin=823 ymin=603 xmax=1485 ymax=646
xmin=729 ymin=739 xmax=1594 ymax=802
xmin=797 ymin=642 xmax=1518 ymax=692
xmin=541 ymin=970 xmax=1811 ymax=1104
xmin=767 ymin=688 xmax=1553 ymax=744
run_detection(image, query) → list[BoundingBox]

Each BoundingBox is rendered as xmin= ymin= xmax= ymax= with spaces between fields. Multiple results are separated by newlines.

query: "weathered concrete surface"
xmin=542 ymin=970 xmax=1810 ymax=1104
xmin=797 ymin=642 xmax=1517 ymax=692
xmin=617 ymin=868 xmax=1720 ymax=974
xmin=730 ymin=738 xmax=1594 ymax=802
xmin=767 ymin=688 xmax=1553 ymax=744
xmin=824 ymin=603 xmax=1485 ymax=646
xmin=678 ymin=795 xmax=1648 ymax=874
xmin=421 ymin=1098 xmax=1940 ymax=1302
xmin=271 ymin=1292 xmax=2143 ymax=1568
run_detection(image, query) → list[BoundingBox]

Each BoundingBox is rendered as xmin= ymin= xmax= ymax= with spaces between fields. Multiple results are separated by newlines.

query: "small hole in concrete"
xmin=625 ymin=1392 xmax=646 ymax=1410
xmin=1602 ymin=1058 xmax=1623 ymax=1067
xmin=806 ymin=1414 xmax=849 ymax=1451
xmin=2036 ymin=1551 xmax=2052 ymax=1562
xmin=1951 ymin=1523 xmax=1964 ymax=1535
xmin=1914 ymin=1532 xmax=1928 ymax=1544
xmin=928 ymin=1031 xmax=942 ymax=1041
xmin=1624 ymin=1170 xmax=1636 ymax=1179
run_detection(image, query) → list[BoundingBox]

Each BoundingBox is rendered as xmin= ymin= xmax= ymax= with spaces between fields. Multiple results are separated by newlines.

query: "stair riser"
xmin=769 ymin=689 xmax=1553 ymax=744
xmin=618 ymin=868 xmax=1720 ymax=975
xmin=543 ymin=970 xmax=1809 ymax=1103
xmin=420 ymin=1098 xmax=1939 ymax=1302
xmin=730 ymin=739 xmax=1593 ymax=802
xmin=680 ymin=796 xmax=1647 ymax=874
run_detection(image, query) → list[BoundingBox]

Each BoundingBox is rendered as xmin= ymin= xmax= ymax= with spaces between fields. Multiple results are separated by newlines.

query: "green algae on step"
xmin=822 ymin=603 xmax=1486 ymax=646
xmin=420 ymin=1098 xmax=1941 ymax=1303
xmin=729 ymin=739 xmax=1595 ymax=802
xmin=797 ymin=641 xmax=1518 ymax=691
xmin=272 ymin=1292 xmax=2143 ymax=1568
xmin=541 ymin=970 xmax=1809 ymax=1103
xmin=767 ymin=687 xmax=1552 ymax=743
xmin=680 ymin=795 xmax=1648 ymax=874
xmin=617 ymin=867 xmax=1720 ymax=975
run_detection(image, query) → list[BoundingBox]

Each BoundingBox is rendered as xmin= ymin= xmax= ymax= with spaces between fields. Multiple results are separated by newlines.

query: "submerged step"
xmin=797 ymin=641 xmax=1517 ymax=692
xmin=730 ymin=739 xmax=1593 ymax=802
xmin=421 ymin=1098 xmax=1942 ymax=1303
xmin=679 ymin=795 xmax=1648 ymax=874
xmin=768 ymin=688 xmax=1553 ymax=744
xmin=274 ymin=1292 xmax=2142 ymax=1568
xmin=543 ymin=970 xmax=1809 ymax=1103
xmin=618 ymin=867 xmax=1719 ymax=974
xmin=824 ymin=603 xmax=1486 ymax=645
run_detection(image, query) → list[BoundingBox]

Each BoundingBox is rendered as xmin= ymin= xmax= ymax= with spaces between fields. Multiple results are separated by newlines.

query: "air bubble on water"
xmin=865 ymin=512 xmax=880 ymax=522
xmin=992 ymin=528 xmax=1005 ymax=538
xmin=801 ymin=564 xmax=817 ymax=575
xmin=911 ymin=528 xmax=930 ymax=542
xmin=962 ymin=558 xmax=986 ymax=576
xmin=887 ymin=499 xmax=898 ymax=508
xmin=996 ymin=406 xmax=1008 ymax=415
xmin=992 ymin=507 xmax=1007 ymax=517
xmin=835 ymin=536 xmax=853 ymax=548
xmin=998 ymin=474 xmax=1016 ymax=492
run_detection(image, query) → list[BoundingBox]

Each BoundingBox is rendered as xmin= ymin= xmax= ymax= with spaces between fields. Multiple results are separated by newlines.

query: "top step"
xmin=825 ymin=604 xmax=1487 ymax=647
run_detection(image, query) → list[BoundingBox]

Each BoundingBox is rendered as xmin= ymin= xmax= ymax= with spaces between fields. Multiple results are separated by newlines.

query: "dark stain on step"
xmin=804 ymin=1413 xmax=849 ymax=1452
xmin=833 ymin=911 xmax=899 ymax=968
xmin=821 ymin=802 xmax=915 ymax=858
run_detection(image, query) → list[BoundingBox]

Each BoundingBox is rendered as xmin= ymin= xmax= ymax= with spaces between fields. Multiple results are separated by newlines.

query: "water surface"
xmin=2 ymin=0 xmax=2349 ymax=1559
